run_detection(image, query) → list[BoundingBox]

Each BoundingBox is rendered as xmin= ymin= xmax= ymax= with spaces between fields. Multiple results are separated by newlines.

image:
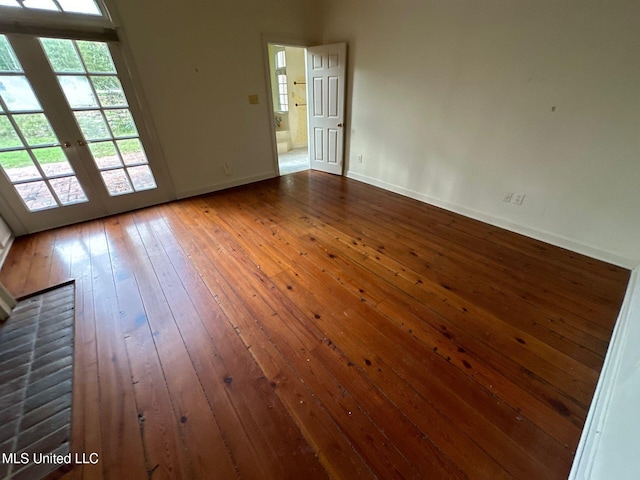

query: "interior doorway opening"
xmin=267 ymin=44 xmax=309 ymax=175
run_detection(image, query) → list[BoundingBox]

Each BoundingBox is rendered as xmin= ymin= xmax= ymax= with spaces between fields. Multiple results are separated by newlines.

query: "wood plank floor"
xmin=0 ymin=171 xmax=629 ymax=479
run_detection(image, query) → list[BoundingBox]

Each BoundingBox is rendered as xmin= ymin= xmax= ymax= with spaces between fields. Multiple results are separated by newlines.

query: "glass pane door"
xmin=0 ymin=32 xmax=171 ymax=234
xmin=40 ymin=37 xmax=158 ymax=196
xmin=0 ymin=35 xmax=89 ymax=212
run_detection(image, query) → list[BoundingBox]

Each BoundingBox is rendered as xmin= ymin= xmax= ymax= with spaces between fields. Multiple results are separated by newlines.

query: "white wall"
xmin=320 ymin=0 xmax=640 ymax=267
xmin=109 ymin=0 xmax=319 ymax=198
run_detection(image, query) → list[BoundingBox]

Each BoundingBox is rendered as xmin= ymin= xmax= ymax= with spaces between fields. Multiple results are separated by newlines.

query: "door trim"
xmin=107 ymin=26 xmax=176 ymax=208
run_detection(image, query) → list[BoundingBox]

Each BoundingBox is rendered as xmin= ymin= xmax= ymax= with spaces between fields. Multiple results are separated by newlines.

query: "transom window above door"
xmin=0 ymin=0 xmax=103 ymax=16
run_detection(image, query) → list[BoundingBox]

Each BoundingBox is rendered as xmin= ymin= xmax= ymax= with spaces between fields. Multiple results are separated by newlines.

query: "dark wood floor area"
xmin=0 ymin=171 xmax=630 ymax=479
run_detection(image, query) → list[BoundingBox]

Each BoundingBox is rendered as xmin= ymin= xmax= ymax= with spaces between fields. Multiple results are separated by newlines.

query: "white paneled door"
xmin=306 ymin=43 xmax=346 ymax=175
xmin=0 ymin=33 xmax=170 ymax=233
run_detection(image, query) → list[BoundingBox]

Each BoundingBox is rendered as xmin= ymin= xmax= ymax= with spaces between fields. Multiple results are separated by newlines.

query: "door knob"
xmin=62 ymin=141 xmax=71 ymax=148
xmin=77 ymin=140 xmax=86 ymax=146
xmin=337 ymin=123 xmax=343 ymax=127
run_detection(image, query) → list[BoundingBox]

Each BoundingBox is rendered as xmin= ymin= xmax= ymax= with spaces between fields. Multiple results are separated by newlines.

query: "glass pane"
xmin=0 ymin=36 xmax=22 ymax=73
xmin=88 ymin=141 xmax=121 ymax=169
xmin=0 ymin=115 xmax=23 ymax=149
xmin=33 ymin=147 xmax=74 ymax=177
xmin=13 ymin=113 xmax=57 ymax=146
xmin=58 ymin=76 xmax=98 ymax=108
xmin=0 ymin=0 xmax=20 ymax=6
xmin=49 ymin=176 xmax=88 ymax=204
xmin=0 ymin=76 xmax=41 ymax=111
xmin=116 ymin=138 xmax=147 ymax=166
xmin=57 ymin=0 xmax=100 ymax=15
xmin=40 ymin=38 xmax=84 ymax=73
xmin=15 ymin=181 xmax=57 ymax=211
xmin=91 ymin=76 xmax=127 ymax=107
xmin=104 ymin=109 xmax=137 ymax=138
xmin=128 ymin=165 xmax=156 ymax=191
xmin=0 ymin=150 xmax=41 ymax=181
xmin=101 ymin=169 xmax=133 ymax=195
xmin=74 ymin=110 xmax=109 ymax=140
xmin=22 ymin=0 xmax=59 ymax=11
xmin=76 ymin=41 xmax=116 ymax=73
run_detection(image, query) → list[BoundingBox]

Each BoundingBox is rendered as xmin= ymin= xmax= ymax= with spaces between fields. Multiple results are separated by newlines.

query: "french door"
xmin=0 ymin=32 xmax=171 ymax=233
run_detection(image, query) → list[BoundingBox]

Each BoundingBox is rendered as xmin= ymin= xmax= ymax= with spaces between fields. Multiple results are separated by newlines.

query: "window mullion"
xmin=3 ymin=112 xmax=56 ymax=179
xmin=50 ymin=0 xmax=65 ymax=12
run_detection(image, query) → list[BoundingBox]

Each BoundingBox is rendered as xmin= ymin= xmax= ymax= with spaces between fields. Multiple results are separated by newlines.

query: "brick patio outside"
xmin=3 ymin=154 xmax=155 ymax=211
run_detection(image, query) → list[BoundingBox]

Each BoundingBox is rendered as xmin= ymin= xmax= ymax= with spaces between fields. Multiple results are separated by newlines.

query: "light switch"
xmin=248 ymin=94 xmax=259 ymax=104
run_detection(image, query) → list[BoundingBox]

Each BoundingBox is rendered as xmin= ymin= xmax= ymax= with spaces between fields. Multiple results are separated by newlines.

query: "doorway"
xmin=266 ymin=41 xmax=347 ymax=177
xmin=267 ymin=44 xmax=309 ymax=175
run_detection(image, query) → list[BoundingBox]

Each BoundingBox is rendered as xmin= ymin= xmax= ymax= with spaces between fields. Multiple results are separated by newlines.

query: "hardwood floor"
xmin=0 ymin=171 xmax=629 ymax=479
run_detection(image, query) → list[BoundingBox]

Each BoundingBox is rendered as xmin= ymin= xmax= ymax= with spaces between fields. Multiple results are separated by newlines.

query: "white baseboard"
xmin=176 ymin=172 xmax=276 ymax=200
xmin=346 ymin=170 xmax=637 ymax=269
xmin=569 ymin=268 xmax=640 ymax=479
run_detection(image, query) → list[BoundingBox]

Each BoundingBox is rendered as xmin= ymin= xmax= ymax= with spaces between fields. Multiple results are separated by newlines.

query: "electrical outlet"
xmin=224 ymin=163 xmax=231 ymax=175
xmin=513 ymin=193 xmax=525 ymax=205
xmin=357 ymin=154 xmax=363 ymax=164
xmin=503 ymin=192 xmax=514 ymax=203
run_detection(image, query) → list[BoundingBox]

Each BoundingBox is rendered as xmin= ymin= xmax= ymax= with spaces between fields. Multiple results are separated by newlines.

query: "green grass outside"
xmin=0 ymin=139 xmax=141 ymax=169
xmin=1 ymin=39 xmax=136 ymax=171
xmin=1 ymin=106 xmax=138 ymax=169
